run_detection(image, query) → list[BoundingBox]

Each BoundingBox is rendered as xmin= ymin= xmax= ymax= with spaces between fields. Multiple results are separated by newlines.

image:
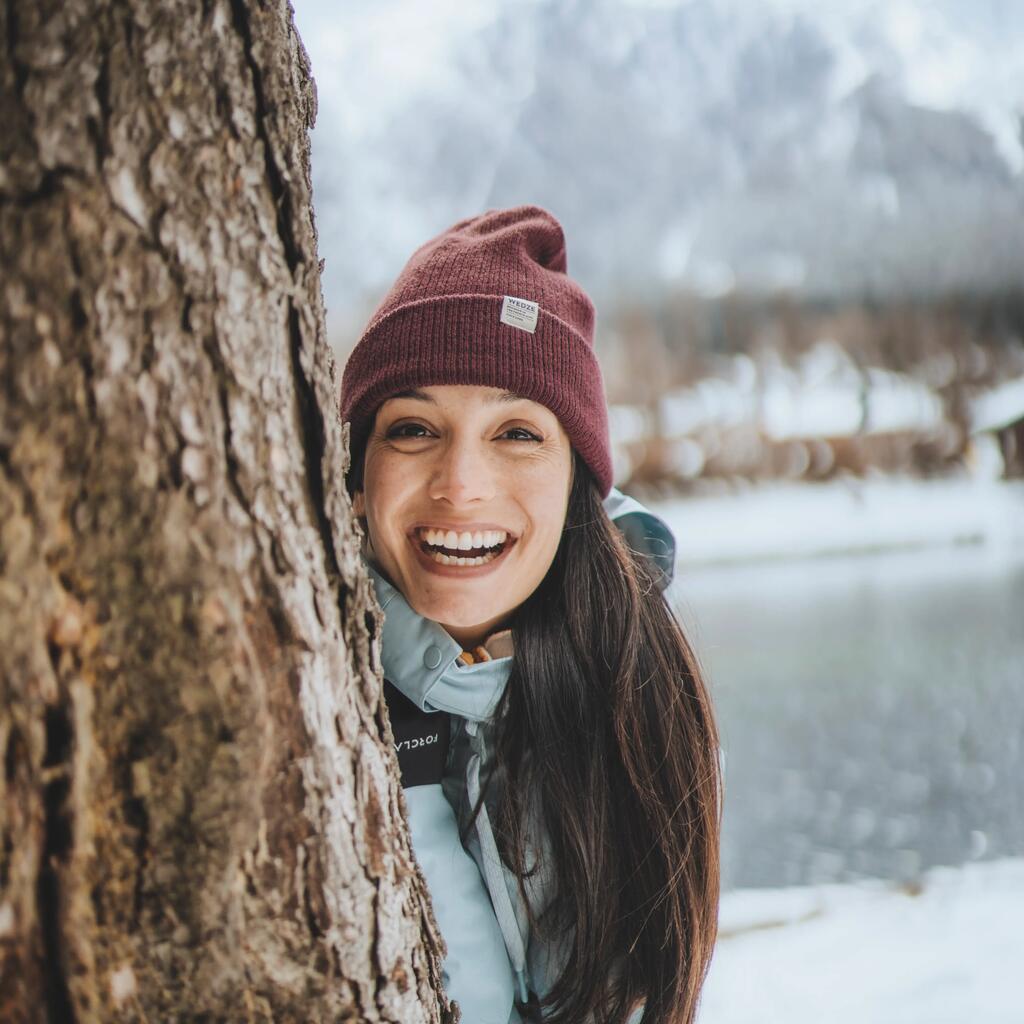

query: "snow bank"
xmin=699 ymin=857 xmax=1024 ymax=1024
xmin=651 ymin=477 xmax=1024 ymax=567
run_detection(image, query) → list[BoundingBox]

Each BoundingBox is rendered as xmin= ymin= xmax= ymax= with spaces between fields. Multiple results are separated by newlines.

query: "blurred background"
xmin=292 ymin=1 xmax=1024 ymax=1019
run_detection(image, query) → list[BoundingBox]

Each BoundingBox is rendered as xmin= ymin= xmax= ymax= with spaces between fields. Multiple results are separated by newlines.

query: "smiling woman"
xmin=353 ymin=385 xmax=573 ymax=649
xmin=339 ymin=205 xmax=722 ymax=1024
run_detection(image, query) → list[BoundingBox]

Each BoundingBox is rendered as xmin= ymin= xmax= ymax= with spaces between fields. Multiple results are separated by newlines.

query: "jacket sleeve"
xmin=603 ymin=485 xmax=677 ymax=591
xmin=404 ymin=785 xmax=517 ymax=1024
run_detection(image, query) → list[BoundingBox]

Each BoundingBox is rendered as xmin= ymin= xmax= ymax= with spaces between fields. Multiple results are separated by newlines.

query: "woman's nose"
xmin=427 ymin=437 xmax=497 ymax=505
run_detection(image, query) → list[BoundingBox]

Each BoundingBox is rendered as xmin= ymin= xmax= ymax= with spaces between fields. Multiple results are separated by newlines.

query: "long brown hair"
xmin=488 ymin=449 xmax=722 ymax=1024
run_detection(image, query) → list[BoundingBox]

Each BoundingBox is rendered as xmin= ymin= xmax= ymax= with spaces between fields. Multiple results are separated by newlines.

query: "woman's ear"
xmin=352 ymin=490 xmax=365 ymax=517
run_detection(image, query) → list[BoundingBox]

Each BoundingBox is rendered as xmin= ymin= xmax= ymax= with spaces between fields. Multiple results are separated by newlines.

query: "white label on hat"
xmin=500 ymin=295 xmax=539 ymax=334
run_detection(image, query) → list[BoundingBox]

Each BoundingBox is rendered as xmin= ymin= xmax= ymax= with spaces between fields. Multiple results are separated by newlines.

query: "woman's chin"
xmin=403 ymin=588 xmax=499 ymax=630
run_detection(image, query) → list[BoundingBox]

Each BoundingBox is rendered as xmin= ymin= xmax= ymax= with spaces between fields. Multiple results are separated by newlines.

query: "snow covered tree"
xmin=0 ymin=1 xmax=451 ymax=1019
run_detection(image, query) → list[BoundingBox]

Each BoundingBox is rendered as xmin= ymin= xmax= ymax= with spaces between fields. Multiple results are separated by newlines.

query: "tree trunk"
xmin=0 ymin=1 xmax=451 ymax=1020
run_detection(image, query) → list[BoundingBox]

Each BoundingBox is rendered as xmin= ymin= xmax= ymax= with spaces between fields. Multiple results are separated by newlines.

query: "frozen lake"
xmin=670 ymin=542 xmax=1024 ymax=890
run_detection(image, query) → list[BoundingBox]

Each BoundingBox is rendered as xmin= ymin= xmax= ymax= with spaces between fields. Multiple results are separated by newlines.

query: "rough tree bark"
xmin=0 ymin=1 xmax=452 ymax=1020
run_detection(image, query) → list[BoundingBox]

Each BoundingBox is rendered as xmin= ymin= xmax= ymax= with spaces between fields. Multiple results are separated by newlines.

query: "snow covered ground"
xmin=650 ymin=476 xmax=1024 ymax=567
xmin=699 ymin=857 xmax=1024 ymax=1024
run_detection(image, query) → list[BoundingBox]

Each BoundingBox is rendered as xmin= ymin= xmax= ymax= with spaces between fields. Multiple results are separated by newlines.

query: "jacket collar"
xmin=366 ymin=561 xmax=512 ymax=723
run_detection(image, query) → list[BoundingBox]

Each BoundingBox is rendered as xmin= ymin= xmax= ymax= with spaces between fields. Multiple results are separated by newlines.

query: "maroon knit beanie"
xmin=339 ymin=204 xmax=613 ymax=498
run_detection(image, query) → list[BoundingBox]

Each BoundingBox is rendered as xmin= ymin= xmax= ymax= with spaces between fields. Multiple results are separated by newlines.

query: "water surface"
xmin=670 ymin=544 xmax=1024 ymax=890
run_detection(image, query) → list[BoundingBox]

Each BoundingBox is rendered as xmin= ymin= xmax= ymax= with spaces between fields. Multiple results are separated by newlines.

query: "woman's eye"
xmin=386 ymin=423 xmax=431 ymax=439
xmin=502 ymin=427 xmax=542 ymax=442
xmin=385 ymin=423 xmax=541 ymax=442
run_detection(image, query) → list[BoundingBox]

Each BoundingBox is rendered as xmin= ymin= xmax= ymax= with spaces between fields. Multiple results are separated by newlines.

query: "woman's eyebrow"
xmin=388 ymin=389 xmax=434 ymax=402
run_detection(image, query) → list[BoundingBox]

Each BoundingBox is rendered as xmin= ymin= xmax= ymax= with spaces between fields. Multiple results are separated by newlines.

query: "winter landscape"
xmin=292 ymin=1 xmax=1024 ymax=1019
xmin=663 ymin=484 xmax=1024 ymax=1023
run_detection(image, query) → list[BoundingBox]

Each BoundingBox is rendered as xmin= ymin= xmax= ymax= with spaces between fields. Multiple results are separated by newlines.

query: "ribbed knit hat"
xmin=339 ymin=205 xmax=613 ymax=497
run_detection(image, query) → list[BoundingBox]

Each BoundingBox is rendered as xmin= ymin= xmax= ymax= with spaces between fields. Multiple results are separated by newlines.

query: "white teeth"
xmin=418 ymin=527 xmax=511 ymax=552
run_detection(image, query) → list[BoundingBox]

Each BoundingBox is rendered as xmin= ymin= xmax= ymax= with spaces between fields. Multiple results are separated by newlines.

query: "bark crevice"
xmin=39 ymin=703 xmax=76 ymax=1024
xmin=87 ymin=49 xmax=111 ymax=167
xmin=227 ymin=0 xmax=299 ymax=269
xmin=287 ymin=300 xmax=344 ymax=591
xmin=226 ymin=0 xmax=345 ymax=597
xmin=3 ymin=0 xmax=28 ymax=106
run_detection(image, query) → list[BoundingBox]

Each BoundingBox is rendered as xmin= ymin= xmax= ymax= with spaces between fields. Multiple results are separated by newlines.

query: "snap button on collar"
xmin=423 ymin=644 xmax=443 ymax=670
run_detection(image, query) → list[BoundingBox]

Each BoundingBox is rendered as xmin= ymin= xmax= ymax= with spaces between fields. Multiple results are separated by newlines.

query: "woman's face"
xmin=352 ymin=384 xmax=573 ymax=650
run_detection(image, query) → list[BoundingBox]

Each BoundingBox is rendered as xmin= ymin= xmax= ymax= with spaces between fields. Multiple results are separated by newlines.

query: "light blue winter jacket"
xmin=368 ymin=487 xmax=676 ymax=1024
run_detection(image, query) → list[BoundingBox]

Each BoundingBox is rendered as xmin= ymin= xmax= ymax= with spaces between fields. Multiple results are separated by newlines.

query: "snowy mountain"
xmin=292 ymin=0 xmax=1024 ymax=335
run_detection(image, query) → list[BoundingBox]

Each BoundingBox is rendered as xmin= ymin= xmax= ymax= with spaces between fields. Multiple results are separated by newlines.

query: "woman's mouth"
xmin=410 ymin=526 xmax=515 ymax=570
